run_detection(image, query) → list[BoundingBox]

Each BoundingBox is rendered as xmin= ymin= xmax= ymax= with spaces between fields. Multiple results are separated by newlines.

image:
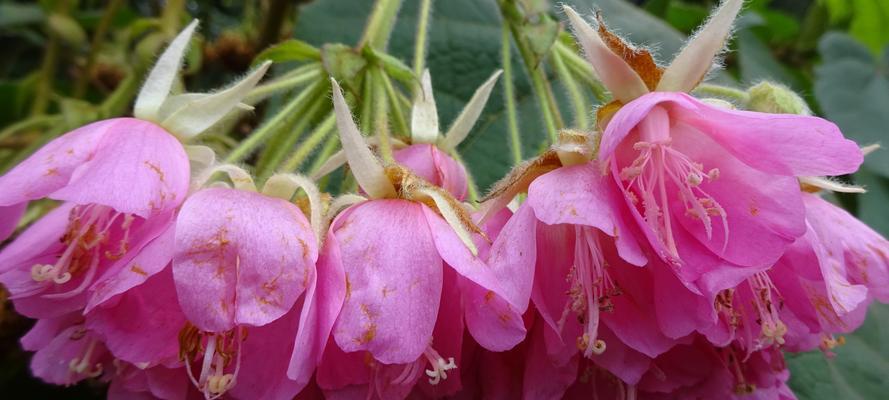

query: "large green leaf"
xmin=788 ymin=303 xmax=889 ymax=400
xmin=815 ymin=33 xmax=889 ymax=177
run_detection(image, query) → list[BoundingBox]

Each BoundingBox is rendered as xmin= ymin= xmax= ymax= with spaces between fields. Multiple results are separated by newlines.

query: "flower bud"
xmin=746 ymin=82 xmax=811 ymax=115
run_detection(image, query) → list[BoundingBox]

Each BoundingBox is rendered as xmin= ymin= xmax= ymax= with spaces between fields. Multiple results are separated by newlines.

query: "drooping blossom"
xmin=562 ymin=0 xmax=862 ymax=297
xmin=0 ymin=20 xmax=271 ymax=317
xmin=314 ymin=79 xmax=532 ymax=398
xmin=170 ymin=181 xmax=335 ymax=399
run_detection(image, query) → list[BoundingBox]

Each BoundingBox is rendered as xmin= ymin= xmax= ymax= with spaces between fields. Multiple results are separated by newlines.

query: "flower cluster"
xmin=1 ymin=1 xmax=887 ymax=399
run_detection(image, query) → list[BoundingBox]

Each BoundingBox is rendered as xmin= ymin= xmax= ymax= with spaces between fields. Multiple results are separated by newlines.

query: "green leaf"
xmin=848 ymin=0 xmax=889 ymax=55
xmin=252 ymin=39 xmax=321 ymax=67
xmin=815 ymin=33 xmax=889 ymax=176
xmin=0 ymin=3 xmax=44 ymax=29
xmin=854 ymin=169 xmax=889 ymax=237
xmin=788 ymin=304 xmax=889 ymax=400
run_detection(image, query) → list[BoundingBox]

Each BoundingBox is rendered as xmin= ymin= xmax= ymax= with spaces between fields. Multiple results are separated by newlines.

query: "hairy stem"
xmin=501 ymin=24 xmax=523 ymax=165
xmin=360 ymin=0 xmax=404 ymax=50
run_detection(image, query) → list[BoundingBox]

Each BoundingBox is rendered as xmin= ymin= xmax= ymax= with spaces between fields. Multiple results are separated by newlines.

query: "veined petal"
xmin=0 ymin=203 xmax=25 ymax=241
xmin=330 ymin=200 xmax=442 ymax=364
xmin=657 ymin=0 xmax=743 ymax=92
xmin=27 ymin=118 xmax=190 ymax=218
xmin=161 ymin=61 xmax=271 ymax=139
xmin=330 ymin=79 xmax=396 ymax=199
xmin=172 ymin=188 xmax=317 ymax=332
xmin=134 ymin=20 xmax=199 ymax=121
xmin=411 ymin=69 xmax=440 ymax=144
xmin=441 ymin=69 xmax=502 ymax=149
xmin=86 ymin=267 xmax=185 ymax=367
xmin=287 ymin=231 xmax=346 ymax=385
xmin=562 ymin=6 xmax=649 ymax=103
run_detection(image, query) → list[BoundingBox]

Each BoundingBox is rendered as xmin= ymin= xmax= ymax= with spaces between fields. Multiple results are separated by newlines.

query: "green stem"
xmin=0 ymin=115 xmax=61 ymax=142
xmin=360 ymin=72 xmax=375 ymax=135
xmin=497 ymin=0 xmax=562 ymax=143
xmin=693 ymin=83 xmax=751 ymax=104
xmin=225 ymin=81 xmax=323 ymax=163
xmin=501 ymin=24 xmax=522 ymax=165
xmin=412 ymin=0 xmax=433 ymax=77
xmin=160 ymin=0 xmax=187 ymax=35
xmin=256 ymin=94 xmax=329 ymax=179
xmin=551 ymin=48 xmax=589 ymax=130
xmin=555 ymin=42 xmax=607 ymax=103
xmin=74 ymin=0 xmax=123 ymax=97
xmin=379 ymin=69 xmax=409 ymax=138
xmin=371 ymin=67 xmax=393 ymax=162
xmin=282 ymin=112 xmax=337 ymax=172
xmin=31 ymin=2 xmax=70 ymax=116
xmin=359 ymin=0 xmax=404 ymax=50
xmin=308 ymin=134 xmax=340 ymax=175
xmin=245 ymin=64 xmax=321 ymax=103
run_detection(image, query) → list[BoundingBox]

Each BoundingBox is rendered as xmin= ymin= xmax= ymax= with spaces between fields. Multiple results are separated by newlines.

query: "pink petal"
xmin=21 ymin=312 xmax=82 ymax=351
xmin=600 ymin=92 xmax=862 ymax=177
xmin=0 ymin=203 xmax=25 ymax=241
xmin=418 ymin=268 xmax=465 ymax=397
xmin=0 ymin=118 xmax=189 ymax=217
xmin=522 ymin=322 xmax=579 ymax=400
xmin=529 ymin=222 xmax=575 ymax=340
xmin=86 ymin=266 xmax=185 ymax=367
xmin=173 ymin=188 xmax=317 ymax=332
xmin=804 ymin=193 xmax=889 ymax=303
xmin=0 ymin=203 xmax=73 ymax=274
xmin=461 ymin=276 xmax=526 ymax=352
xmin=424 ymin=203 xmax=534 ymax=312
xmin=670 ymin=125 xmax=805 ymax=267
xmin=0 ymin=120 xmax=113 ymax=207
xmin=31 ymin=327 xmax=109 ymax=385
xmin=528 ymin=163 xmax=646 ymax=266
xmin=230 ymin=302 xmax=305 ymax=400
xmin=288 ymin=231 xmax=346 ymax=385
xmin=87 ymin=212 xmax=176 ymax=311
xmin=590 ymin=325 xmax=651 ymax=385
xmin=316 ymin=337 xmax=370 ymax=390
xmin=331 ymin=200 xmax=442 ymax=364
xmin=394 ymin=144 xmax=469 ymax=200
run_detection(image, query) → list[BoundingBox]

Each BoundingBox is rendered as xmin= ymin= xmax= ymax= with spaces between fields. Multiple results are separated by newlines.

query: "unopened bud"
xmin=746 ymin=82 xmax=811 ymax=115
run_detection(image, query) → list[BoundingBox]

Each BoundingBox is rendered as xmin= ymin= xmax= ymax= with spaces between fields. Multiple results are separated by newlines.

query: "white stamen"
xmin=422 ymin=348 xmax=457 ymax=385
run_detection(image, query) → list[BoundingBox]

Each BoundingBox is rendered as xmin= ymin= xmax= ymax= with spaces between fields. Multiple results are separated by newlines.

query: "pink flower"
xmin=315 ymin=80 xmax=532 ymax=397
xmin=563 ymin=3 xmax=863 ymax=296
xmin=0 ymin=20 xmax=270 ymax=316
xmin=171 ymin=187 xmax=331 ymax=399
xmin=393 ymin=144 xmax=468 ymax=200
xmin=21 ymin=311 xmax=110 ymax=386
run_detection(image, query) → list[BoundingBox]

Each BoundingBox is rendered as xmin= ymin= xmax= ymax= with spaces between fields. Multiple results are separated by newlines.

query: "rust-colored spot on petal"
xmin=130 ymin=264 xmax=148 ymax=276
xmin=144 ymin=161 xmax=166 ymax=182
xmin=355 ymin=323 xmax=377 ymax=345
xmin=484 ymin=291 xmax=495 ymax=303
xmin=596 ymin=13 xmax=663 ymax=90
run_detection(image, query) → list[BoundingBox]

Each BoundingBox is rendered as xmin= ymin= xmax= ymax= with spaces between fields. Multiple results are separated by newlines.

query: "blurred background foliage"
xmin=0 ymin=0 xmax=888 ymax=398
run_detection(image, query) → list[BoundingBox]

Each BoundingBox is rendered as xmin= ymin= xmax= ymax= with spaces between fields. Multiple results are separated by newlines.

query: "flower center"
xmin=618 ymin=108 xmax=727 ymax=262
xmin=746 ymin=272 xmax=787 ymax=348
xmin=179 ymin=323 xmax=245 ymax=400
xmin=67 ymin=326 xmax=104 ymax=379
xmin=560 ymin=226 xmax=619 ymax=358
xmin=30 ymin=204 xmax=135 ymax=298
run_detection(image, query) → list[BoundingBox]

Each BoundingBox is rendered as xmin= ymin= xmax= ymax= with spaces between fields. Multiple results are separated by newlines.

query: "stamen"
xmin=819 ymin=334 xmax=845 ymax=358
xmin=178 ymin=324 xmax=245 ymax=400
xmin=29 ymin=204 xmax=136 ymax=298
xmin=746 ymin=272 xmax=787 ymax=348
xmin=68 ymin=336 xmax=104 ymax=379
xmin=564 ymin=227 xmax=615 ymax=358
xmin=619 ymin=135 xmax=729 ymax=261
xmin=422 ymin=347 xmax=457 ymax=385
